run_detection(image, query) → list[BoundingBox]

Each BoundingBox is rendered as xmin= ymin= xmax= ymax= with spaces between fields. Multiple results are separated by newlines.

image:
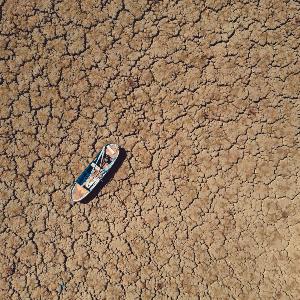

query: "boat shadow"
xmin=80 ymin=147 xmax=127 ymax=205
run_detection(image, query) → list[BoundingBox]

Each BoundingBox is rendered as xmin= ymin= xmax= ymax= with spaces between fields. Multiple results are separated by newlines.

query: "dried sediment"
xmin=0 ymin=0 xmax=299 ymax=299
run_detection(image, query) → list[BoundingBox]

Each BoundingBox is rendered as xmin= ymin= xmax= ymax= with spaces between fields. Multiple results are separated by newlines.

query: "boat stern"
xmin=106 ymin=143 xmax=119 ymax=159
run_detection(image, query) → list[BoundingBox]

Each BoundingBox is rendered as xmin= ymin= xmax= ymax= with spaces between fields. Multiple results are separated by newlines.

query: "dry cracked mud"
xmin=1 ymin=0 xmax=300 ymax=299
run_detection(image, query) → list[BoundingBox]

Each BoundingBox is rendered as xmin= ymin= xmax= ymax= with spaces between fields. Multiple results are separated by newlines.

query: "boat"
xmin=71 ymin=144 xmax=120 ymax=204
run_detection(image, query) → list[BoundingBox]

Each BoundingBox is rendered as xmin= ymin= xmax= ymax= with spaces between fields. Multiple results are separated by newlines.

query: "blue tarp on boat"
xmin=76 ymin=164 xmax=93 ymax=186
xmin=75 ymin=147 xmax=105 ymax=186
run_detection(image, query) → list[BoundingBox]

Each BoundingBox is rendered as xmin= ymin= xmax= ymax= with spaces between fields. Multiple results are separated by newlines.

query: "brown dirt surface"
xmin=1 ymin=0 xmax=300 ymax=299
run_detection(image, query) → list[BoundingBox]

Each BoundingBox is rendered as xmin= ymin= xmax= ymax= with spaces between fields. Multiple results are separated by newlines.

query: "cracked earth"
xmin=1 ymin=0 xmax=300 ymax=299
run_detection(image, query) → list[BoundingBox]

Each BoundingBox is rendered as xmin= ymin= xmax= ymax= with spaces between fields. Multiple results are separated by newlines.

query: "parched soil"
xmin=1 ymin=0 xmax=299 ymax=299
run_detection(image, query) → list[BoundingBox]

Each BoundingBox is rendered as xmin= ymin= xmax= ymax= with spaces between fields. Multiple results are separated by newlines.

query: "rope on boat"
xmin=95 ymin=145 xmax=106 ymax=167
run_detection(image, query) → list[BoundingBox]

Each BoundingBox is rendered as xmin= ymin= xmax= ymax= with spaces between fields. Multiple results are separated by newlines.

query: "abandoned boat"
xmin=71 ymin=144 xmax=119 ymax=204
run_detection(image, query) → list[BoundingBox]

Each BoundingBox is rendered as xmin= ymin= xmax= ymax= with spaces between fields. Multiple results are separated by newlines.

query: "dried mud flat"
xmin=1 ymin=0 xmax=300 ymax=299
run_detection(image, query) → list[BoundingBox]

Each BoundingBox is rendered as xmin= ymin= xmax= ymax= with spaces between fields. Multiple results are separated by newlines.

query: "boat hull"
xmin=71 ymin=144 xmax=119 ymax=203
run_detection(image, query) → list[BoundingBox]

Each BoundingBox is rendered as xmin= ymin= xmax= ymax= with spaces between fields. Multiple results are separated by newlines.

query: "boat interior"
xmin=71 ymin=144 xmax=119 ymax=203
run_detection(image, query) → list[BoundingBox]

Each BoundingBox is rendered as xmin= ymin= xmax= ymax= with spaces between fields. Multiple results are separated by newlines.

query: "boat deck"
xmin=72 ymin=183 xmax=89 ymax=201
